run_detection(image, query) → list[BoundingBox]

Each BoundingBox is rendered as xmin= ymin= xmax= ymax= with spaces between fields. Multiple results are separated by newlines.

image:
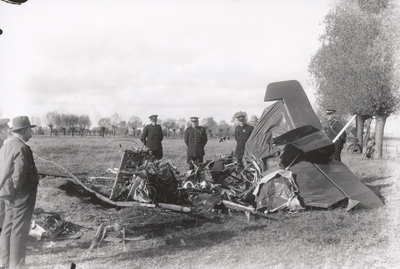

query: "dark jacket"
xmin=140 ymin=124 xmax=164 ymax=151
xmin=235 ymin=124 xmax=254 ymax=158
xmin=0 ymin=137 xmax=39 ymax=200
xmin=185 ymin=126 xmax=208 ymax=157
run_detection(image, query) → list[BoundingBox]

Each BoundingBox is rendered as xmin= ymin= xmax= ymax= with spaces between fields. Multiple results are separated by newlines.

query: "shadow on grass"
xmin=362 ymin=175 xmax=393 ymax=204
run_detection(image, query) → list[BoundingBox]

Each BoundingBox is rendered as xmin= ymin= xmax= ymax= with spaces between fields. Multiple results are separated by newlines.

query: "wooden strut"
xmin=33 ymin=154 xmax=191 ymax=212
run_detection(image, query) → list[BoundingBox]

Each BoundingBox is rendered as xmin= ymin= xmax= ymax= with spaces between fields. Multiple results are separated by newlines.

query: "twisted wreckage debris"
xmin=34 ymin=80 xmax=384 ymax=246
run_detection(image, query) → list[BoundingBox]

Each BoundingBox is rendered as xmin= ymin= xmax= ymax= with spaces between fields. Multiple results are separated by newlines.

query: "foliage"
xmin=310 ymin=0 xmax=399 ymax=115
xmin=43 ymin=111 xmax=59 ymax=136
xmin=217 ymin=120 xmax=231 ymax=137
xmin=309 ymin=0 xmax=400 ymax=158
xmin=201 ymin=117 xmax=217 ymax=136
xmin=98 ymin=117 xmax=111 ymax=137
xmin=78 ymin=115 xmax=92 ymax=136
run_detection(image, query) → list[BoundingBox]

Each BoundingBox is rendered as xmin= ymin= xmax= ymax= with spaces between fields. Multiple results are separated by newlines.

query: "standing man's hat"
xmin=249 ymin=115 xmax=258 ymax=122
xmin=236 ymin=112 xmax=246 ymax=118
xmin=10 ymin=116 xmax=36 ymax=131
xmin=149 ymin=115 xmax=158 ymax=119
xmin=326 ymin=109 xmax=336 ymax=115
xmin=0 ymin=118 xmax=10 ymax=129
xmin=190 ymin=117 xmax=199 ymax=122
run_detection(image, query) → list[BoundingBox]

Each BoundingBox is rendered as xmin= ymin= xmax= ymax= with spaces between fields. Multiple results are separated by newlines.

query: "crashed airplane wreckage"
xmin=85 ymin=79 xmax=383 ymax=216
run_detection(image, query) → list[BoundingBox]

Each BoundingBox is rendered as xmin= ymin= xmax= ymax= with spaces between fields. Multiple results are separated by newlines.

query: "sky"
xmin=0 ymin=0 xmax=398 ymax=134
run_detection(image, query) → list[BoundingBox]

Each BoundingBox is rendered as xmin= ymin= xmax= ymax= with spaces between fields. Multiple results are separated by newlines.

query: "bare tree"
xmin=201 ymin=117 xmax=217 ymax=137
xmin=98 ymin=117 xmax=111 ymax=137
xmin=162 ymin=118 xmax=177 ymax=138
xmin=30 ymin=116 xmax=41 ymax=135
xmin=177 ymin=118 xmax=187 ymax=138
xmin=43 ymin=111 xmax=59 ymax=137
xmin=110 ymin=112 xmax=122 ymax=138
xmin=78 ymin=115 xmax=92 ymax=136
xmin=128 ymin=115 xmax=142 ymax=137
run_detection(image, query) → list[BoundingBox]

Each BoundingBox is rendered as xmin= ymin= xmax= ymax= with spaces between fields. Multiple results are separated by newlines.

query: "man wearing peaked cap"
xmin=149 ymin=115 xmax=158 ymax=120
xmin=184 ymin=117 xmax=208 ymax=170
xmin=325 ymin=109 xmax=346 ymax=161
xmin=141 ymin=115 xmax=164 ymax=160
xmin=0 ymin=116 xmax=39 ymax=269
xmin=234 ymin=112 xmax=253 ymax=170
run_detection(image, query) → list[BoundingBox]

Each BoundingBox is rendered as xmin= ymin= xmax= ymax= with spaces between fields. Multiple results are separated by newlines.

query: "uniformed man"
xmin=140 ymin=115 xmax=164 ymax=160
xmin=234 ymin=112 xmax=254 ymax=170
xmin=184 ymin=117 xmax=208 ymax=170
xmin=325 ymin=109 xmax=346 ymax=162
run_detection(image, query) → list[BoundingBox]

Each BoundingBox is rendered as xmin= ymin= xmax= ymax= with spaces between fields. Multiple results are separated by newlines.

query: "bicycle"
xmin=346 ymin=138 xmax=362 ymax=154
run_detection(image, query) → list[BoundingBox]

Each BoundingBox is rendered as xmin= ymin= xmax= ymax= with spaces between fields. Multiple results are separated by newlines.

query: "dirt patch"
xmin=31 ymin=176 xmax=223 ymax=251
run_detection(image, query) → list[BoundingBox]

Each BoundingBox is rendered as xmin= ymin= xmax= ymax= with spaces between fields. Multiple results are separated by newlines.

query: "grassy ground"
xmin=25 ymin=136 xmax=400 ymax=269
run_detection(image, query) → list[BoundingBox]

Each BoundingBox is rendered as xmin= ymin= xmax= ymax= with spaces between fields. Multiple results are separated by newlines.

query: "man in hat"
xmin=184 ymin=117 xmax=208 ymax=170
xmin=325 ymin=109 xmax=347 ymax=162
xmin=248 ymin=115 xmax=258 ymax=127
xmin=234 ymin=112 xmax=254 ymax=170
xmin=0 ymin=116 xmax=39 ymax=269
xmin=141 ymin=115 xmax=164 ymax=160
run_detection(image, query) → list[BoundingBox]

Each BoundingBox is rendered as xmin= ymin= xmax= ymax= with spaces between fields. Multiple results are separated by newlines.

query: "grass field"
xmin=24 ymin=136 xmax=400 ymax=269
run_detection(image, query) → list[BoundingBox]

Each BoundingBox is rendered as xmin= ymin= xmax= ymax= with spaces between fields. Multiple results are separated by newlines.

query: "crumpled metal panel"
xmin=290 ymin=161 xmax=384 ymax=209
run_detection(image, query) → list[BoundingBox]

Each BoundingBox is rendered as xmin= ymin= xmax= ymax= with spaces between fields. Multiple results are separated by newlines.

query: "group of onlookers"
xmin=140 ymin=113 xmax=256 ymax=171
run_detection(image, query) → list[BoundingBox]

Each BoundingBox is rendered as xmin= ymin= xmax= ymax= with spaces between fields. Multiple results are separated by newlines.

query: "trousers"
xmin=0 ymin=184 xmax=37 ymax=269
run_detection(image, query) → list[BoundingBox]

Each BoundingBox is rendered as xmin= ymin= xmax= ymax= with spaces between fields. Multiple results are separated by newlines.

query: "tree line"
xmin=32 ymin=111 xmax=258 ymax=138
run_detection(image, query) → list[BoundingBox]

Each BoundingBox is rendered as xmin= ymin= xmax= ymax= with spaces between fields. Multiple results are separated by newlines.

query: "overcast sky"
xmin=0 ymin=0 xmax=334 ymax=125
xmin=1 ymin=0 xmax=397 ymax=133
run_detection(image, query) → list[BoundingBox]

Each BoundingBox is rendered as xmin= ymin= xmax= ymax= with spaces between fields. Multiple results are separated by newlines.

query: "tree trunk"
xmin=374 ymin=114 xmax=388 ymax=159
xmin=363 ymin=118 xmax=372 ymax=151
xmin=356 ymin=115 xmax=365 ymax=149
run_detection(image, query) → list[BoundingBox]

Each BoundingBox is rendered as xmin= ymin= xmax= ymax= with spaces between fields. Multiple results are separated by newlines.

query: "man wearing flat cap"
xmin=325 ymin=109 xmax=346 ymax=161
xmin=0 ymin=116 xmax=39 ymax=269
xmin=184 ymin=117 xmax=208 ymax=170
xmin=141 ymin=115 xmax=164 ymax=160
xmin=234 ymin=112 xmax=254 ymax=170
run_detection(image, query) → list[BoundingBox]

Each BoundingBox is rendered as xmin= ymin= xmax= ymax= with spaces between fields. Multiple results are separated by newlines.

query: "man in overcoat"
xmin=0 ymin=116 xmax=39 ymax=269
xmin=325 ymin=109 xmax=346 ymax=162
xmin=141 ymin=115 xmax=164 ymax=160
xmin=184 ymin=117 xmax=208 ymax=170
xmin=234 ymin=112 xmax=254 ymax=170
